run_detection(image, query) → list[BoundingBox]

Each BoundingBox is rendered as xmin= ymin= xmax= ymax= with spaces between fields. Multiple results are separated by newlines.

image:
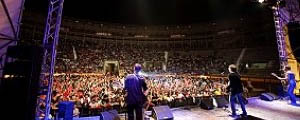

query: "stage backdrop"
xmin=284 ymin=25 xmax=300 ymax=95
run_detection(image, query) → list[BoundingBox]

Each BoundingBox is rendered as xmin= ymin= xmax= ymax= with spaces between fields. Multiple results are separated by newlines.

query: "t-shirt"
xmin=124 ymin=74 xmax=148 ymax=105
xmin=227 ymin=72 xmax=243 ymax=95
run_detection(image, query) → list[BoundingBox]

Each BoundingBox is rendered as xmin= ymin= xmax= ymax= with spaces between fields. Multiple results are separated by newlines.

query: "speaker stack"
xmin=0 ymin=45 xmax=43 ymax=120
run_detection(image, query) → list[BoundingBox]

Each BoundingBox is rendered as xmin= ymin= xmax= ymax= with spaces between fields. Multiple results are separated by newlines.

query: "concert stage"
xmin=75 ymin=97 xmax=300 ymax=120
xmin=171 ymin=97 xmax=300 ymax=120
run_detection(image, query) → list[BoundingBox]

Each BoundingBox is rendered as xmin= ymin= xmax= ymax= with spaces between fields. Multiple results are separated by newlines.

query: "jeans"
xmin=127 ymin=104 xmax=143 ymax=120
xmin=230 ymin=93 xmax=247 ymax=115
xmin=287 ymin=83 xmax=296 ymax=104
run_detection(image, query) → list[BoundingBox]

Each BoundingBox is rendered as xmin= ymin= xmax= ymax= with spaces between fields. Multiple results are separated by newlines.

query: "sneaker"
xmin=240 ymin=113 xmax=247 ymax=117
xmin=290 ymin=103 xmax=300 ymax=106
xmin=229 ymin=114 xmax=239 ymax=118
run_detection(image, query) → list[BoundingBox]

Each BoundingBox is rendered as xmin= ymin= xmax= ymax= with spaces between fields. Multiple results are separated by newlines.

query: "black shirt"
xmin=227 ymin=72 xmax=243 ymax=95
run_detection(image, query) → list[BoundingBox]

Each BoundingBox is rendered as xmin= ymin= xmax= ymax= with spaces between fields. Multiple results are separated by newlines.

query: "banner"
xmin=284 ymin=25 xmax=300 ymax=95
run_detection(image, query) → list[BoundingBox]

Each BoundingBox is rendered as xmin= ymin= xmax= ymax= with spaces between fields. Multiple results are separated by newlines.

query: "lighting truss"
xmin=35 ymin=0 xmax=64 ymax=119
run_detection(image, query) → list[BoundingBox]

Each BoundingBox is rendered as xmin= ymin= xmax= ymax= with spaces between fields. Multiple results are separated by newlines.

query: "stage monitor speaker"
xmin=100 ymin=110 xmax=120 ymax=120
xmin=58 ymin=102 xmax=74 ymax=120
xmin=200 ymin=98 xmax=214 ymax=110
xmin=153 ymin=106 xmax=174 ymax=120
xmin=287 ymin=22 xmax=300 ymax=62
xmin=260 ymin=93 xmax=275 ymax=101
xmin=73 ymin=116 xmax=100 ymax=120
xmin=267 ymin=92 xmax=279 ymax=100
xmin=214 ymin=96 xmax=229 ymax=108
xmin=260 ymin=92 xmax=279 ymax=101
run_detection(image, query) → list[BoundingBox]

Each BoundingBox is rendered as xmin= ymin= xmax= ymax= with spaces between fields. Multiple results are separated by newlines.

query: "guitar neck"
xmin=271 ymin=73 xmax=281 ymax=80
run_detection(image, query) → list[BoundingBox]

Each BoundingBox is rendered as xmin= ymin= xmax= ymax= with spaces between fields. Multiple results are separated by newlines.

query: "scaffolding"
xmin=35 ymin=0 xmax=64 ymax=119
xmin=272 ymin=0 xmax=300 ymax=70
xmin=273 ymin=3 xmax=288 ymax=70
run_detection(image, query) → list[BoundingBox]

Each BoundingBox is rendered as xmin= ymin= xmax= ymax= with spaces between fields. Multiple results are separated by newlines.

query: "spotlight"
xmin=258 ymin=0 xmax=265 ymax=3
xmin=257 ymin=0 xmax=286 ymax=8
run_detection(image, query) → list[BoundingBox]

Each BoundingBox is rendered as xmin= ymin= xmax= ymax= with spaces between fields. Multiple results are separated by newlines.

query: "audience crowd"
xmin=51 ymin=73 xmax=229 ymax=117
xmin=51 ymin=39 xmax=235 ymax=117
xmin=55 ymin=39 xmax=230 ymax=74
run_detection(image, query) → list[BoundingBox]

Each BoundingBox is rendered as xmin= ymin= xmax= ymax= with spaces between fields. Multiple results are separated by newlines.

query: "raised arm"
xmin=271 ymin=73 xmax=287 ymax=80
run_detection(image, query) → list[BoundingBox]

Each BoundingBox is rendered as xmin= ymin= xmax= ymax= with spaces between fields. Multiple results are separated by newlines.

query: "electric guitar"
xmin=271 ymin=73 xmax=288 ymax=89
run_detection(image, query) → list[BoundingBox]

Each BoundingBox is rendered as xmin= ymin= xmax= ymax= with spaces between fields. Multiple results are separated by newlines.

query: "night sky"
xmin=25 ymin=0 xmax=265 ymax=25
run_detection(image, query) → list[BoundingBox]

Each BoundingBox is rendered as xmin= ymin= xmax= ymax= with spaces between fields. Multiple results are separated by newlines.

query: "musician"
xmin=226 ymin=64 xmax=247 ymax=117
xmin=124 ymin=64 xmax=148 ymax=120
xmin=272 ymin=66 xmax=297 ymax=105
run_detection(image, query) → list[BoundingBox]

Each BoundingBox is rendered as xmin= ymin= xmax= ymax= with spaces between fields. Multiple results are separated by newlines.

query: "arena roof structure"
xmin=25 ymin=0 xmax=272 ymax=25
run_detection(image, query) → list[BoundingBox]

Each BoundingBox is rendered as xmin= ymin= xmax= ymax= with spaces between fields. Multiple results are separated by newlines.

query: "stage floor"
xmin=76 ymin=97 xmax=300 ymax=120
xmin=170 ymin=97 xmax=300 ymax=120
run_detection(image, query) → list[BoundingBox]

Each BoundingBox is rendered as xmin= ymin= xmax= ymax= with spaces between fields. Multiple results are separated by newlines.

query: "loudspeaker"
xmin=200 ymin=98 xmax=214 ymax=110
xmin=73 ymin=116 xmax=100 ymax=120
xmin=260 ymin=93 xmax=274 ymax=101
xmin=260 ymin=93 xmax=279 ymax=101
xmin=0 ymin=77 xmax=40 ymax=120
xmin=214 ymin=96 xmax=228 ymax=108
xmin=6 ymin=45 xmax=43 ymax=60
xmin=0 ymin=45 xmax=43 ymax=120
xmin=3 ymin=61 xmax=33 ymax=76
xmin=2 ymin=45 xmax=43 ymax=76
xmin=267 ymin=92 xmax=279 ymax=100
xmin=287 ymin=22 xmax=300 ymax=62
xmin=260 ymin=93 xmax=273 ymax=101
xmin=152 ymin=106 xmax=174 ymax=120
xmin=100 ymin=110 xmax=120 ymax=120
xmin=58 ymin=102 xmax=74 ymax=120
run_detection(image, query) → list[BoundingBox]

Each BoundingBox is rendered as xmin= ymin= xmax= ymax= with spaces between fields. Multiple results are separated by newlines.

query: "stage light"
xmin=258 ymin=0 xmax=265 ymax=3
xmin=4 ymin=74 xmax=11 ymax=78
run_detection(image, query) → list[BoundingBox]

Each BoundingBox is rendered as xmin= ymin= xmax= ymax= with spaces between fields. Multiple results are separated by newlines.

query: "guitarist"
xmin=124 ymin=64 xmax=148 ymax=120
xmin=226 ymin=64 xmax=247 ymax=118
xmin=272 ymin=70 xmax=287 ymax=98
xmin=272 ymin=66 xmax=297 ymax=106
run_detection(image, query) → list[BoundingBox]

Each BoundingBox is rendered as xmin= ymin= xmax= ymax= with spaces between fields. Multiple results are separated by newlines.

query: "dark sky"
xmin=25 ymin=0 xmax=264 ymax=25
